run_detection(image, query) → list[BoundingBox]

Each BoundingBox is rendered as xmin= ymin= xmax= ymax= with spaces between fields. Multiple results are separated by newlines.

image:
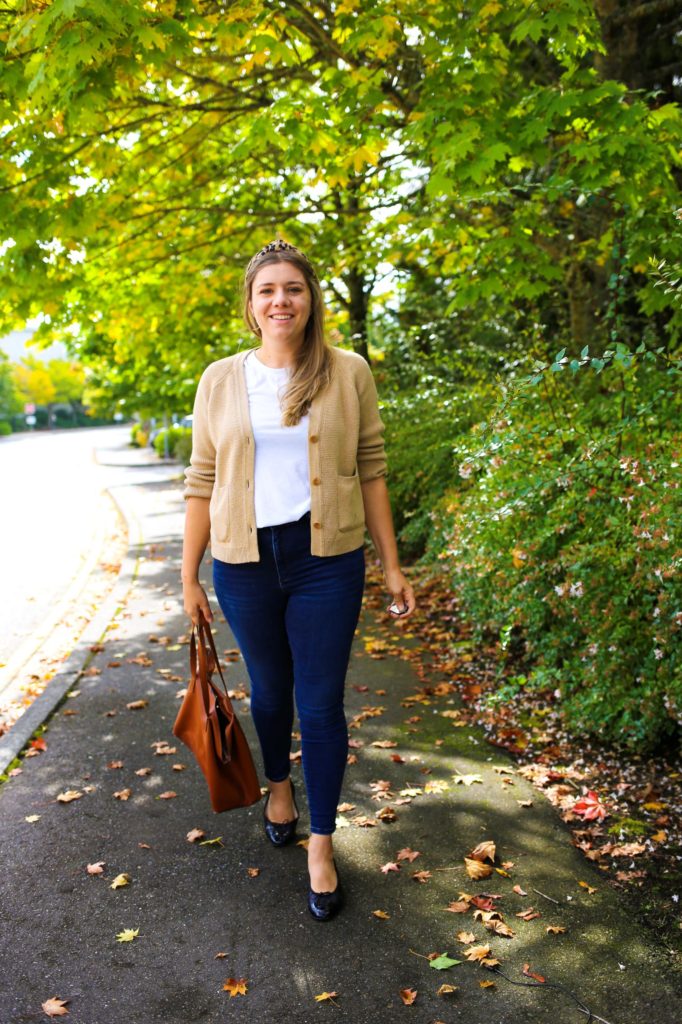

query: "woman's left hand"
xmin=383 ymin=567 xmax=416 ymax=619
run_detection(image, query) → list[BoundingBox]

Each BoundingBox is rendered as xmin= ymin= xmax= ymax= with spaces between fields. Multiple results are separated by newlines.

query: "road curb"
xmin=0 ymin=485 xmax=142 ymax=777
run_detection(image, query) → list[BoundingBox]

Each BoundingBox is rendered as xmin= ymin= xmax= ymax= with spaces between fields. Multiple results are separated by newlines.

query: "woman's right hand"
xmin=182 ymin=579 xmax=214 ymax=625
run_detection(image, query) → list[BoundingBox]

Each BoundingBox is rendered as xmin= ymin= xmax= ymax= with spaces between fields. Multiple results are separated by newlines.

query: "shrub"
xmin=0 ymin=421 xmax=11 ymax=435
xmin=426 ymin=340 xmax=681 ymax=751
xmin=153 ymin=425 xmax=188 ymax=458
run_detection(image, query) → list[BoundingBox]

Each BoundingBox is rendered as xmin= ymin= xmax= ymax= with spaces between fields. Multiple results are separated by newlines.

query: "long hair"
xmin=241 ymin=243 xmax=335 ymax=427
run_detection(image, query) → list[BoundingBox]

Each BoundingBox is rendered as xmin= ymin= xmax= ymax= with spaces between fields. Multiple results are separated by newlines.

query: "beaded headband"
xmin=246 ymin=238 xmax=317 ymax=277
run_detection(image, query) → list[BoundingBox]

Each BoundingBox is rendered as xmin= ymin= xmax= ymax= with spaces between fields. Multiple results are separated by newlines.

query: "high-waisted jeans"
xmin=212 ymin=511 xmax=366 ymax=835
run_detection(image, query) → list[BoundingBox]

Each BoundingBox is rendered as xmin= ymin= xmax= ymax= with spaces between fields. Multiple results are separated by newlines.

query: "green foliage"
xmin=152 ymin=425 xmax=189 ymax=459
xmin=426 ymin=341 xmax=681 ymax=750
xmin=0 ymin=420 xmax=12 ymax=435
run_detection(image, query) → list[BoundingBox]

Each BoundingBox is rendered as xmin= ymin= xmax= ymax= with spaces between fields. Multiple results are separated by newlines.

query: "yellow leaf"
xmin=465 ymin=858 xmax=493 ymax=880
xmin=56 ymin=789 xmax=83 ymax=803
xmin=110 ymin=873 xmax=131 ymax=889
xmin=372 ymin=909 xmax=390 ymax=919
xmin=116 ymin=928 xmax=140 ymax=942
xmin=223 ymin=977 xmax=248 ymax=996
xmin=314 ymin=991 xmax=339 ymax=1003
xmin=470 ymin=841 xmax=496 ymax=863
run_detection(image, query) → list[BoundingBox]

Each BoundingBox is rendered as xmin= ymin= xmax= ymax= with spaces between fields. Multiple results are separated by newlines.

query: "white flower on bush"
xmin=654 ymin=648 xmax=664 ymax=660
xmin=458 ymin=462 xmax=474 ymax=479
xmin=569 ymin=581 xmax=584 ymax=597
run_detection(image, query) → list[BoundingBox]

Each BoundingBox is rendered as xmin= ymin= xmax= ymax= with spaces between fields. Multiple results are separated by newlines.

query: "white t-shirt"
xmin=243 ymin=349 xmax=311 ymax=528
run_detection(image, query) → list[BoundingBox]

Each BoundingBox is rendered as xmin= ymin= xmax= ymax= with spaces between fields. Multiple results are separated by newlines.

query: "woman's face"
xmin=249 ymin=261 xmax=312 ymax=344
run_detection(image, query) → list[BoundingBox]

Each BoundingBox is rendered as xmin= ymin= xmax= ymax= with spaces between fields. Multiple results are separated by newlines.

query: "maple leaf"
xmin=337 ymin=802 xmax=356 ymax=812
xmin=381 ymin=861 xmax=400 ymax=874
xmin=113 ymin=789 xmax=132 ymax=800
xmin=376 ymin=806 xmax=397 ymax=822
xmin=464 ymin=858 xmax=493 ymax=880
xmin=116 ymin=928 xmax=140 ymax=942
xmin=469 ymin=841 xmax=496 ymax=863
xmin=456 ymin=930 xmax=476 ymax=944
xmin=110 ymin=873 xmax=131 ymax=889
xmin=25 ymin=814 xmax=40 ymax=823
xmin=546 ymin=925 xmax=566 ymax=934
xmin=463 ymin=944 xmax=491 ymax=962
xmin=437 ymin=983 xmax=458 ymax=996
xmin=396 ymin=847 xmax=421 ymax=863
xmin=445 ymin=900 xmax=470 ymax=913
xmin=56 ymin=790 xmax=82 ymax=803
xmin=609 ymin=842 xmax=646 ymax=857
xmin=480 ymin=979 xmax=496 ymax=989
xmin=399 ymin=988 xmax=418 ymax=1005
xmin=452 ymin=774 xmax=483 ymax=786
xmin=41 ymin=996 xmax=70 ymax=1017
xmin=573 ymin=789 xmax=607 ymax=821
xmin=412 ymin=870 xmax=432 ymax=883
xmin=86 ymin=862 xmax=105 ymax=875
xmin=186 ymin=828 xmax=205 ymax=843
xmin=485 ymin=920 xmax=515 ymax=938
xmin=223 ymin=977 xmax=248 ymax=996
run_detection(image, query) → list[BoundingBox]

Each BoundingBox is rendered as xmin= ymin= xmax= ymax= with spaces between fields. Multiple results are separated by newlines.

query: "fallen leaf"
xmin=376 ymin=806 xmax=397 ymax=822
xmin=399 ymin=988 xmax=418 ymax=1005
xmin=372 ymin=910 xmax=390 ymax=919
xmin=609 ymin=842 xmax=646 ymax=858
xmin=314 ymin=991 xmax=339 ymax=1004
xmin=371 ymin=740 xmax=398 ymax=748
xmin=470 ymin=841 xmax=496 ymax=863
xmin=463 ymin=944 xmax=491 ymax=962
xmin=573 ymin=790 xmax=607 ymax=822
xmin=25 ymin=814 xmax=41 ymax=823
xmin=515 ymin=907 xmax=540 ymax=921
xmin=445 ymin=900 xmax=471 ymax=913
xmin=56 ymin=790 xmax=83 ymax=803
xmin=546 ymin=925 xmax=566 ymax=934
xmin=429 ymin=953 xmax=462 ymax=970
xmin=126 ymin=700 xmax=149 ymax=710
xmin=397 ymin=847 xmax=421 ymax=863
xmin=512 ymin=885 xmax=527 ymax=897
xmin=436 ymin=983 xmax=458 ymax=996
xmin=247 ymin=867 xmax=260 ymax=877
xmin=110 ymin=873 xmax=131 ymax=889
xmin=187 ymin=828 xmax=205 ymax=843
xmin=41 ymin=996 xmax=70 ymax=1017
xmin=86 ymin=862 xmax=105 ymax=875
xmin=452 ymin=774 xmax=483 ymax=786
xmin=115 ymin=928 xmax=140 ymax=942
xmin=113 ymin=789 xmax=132 ymax=801
xmin=578 ymin=881 xmax=597 ymax=894
xmin=198 ymin=836 xmax=224 ymax=846
xmin=412 ymin=870 xmax=432 ymax=883
xmin=456 ymin=931 xmax=476 ymax=944
xmin=337 ymin=802 xmax=356 ymax=813
xmin=157 ymin=791 xmax=177 ymax=799
xmin=522 ymin=963 xmax=545 ymax=983
xmin=464 ymin=858 xmax=493 ymax=880
xmin=479 ymin=980 xmax=496 ymax=989
xmin=223 ymin=977 xmax=248 ymax=996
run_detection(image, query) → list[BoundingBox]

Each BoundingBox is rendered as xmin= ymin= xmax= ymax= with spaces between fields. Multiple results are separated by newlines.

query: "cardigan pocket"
xmin=336 ymin=469 xmax=365 ymax=533
xmin=209 ymin=484 xmax=230 ymax=542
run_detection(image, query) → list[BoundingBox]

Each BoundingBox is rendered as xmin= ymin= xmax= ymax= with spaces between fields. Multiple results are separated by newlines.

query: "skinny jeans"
xmin=212 ymin=511 xmax=365 ymax=835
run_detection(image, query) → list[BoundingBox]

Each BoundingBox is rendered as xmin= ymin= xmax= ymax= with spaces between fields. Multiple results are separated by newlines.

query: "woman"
xmin=181 ymin=238 xmax=416 ymax=921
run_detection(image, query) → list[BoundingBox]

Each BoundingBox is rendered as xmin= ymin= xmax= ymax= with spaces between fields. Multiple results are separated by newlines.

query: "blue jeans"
xmin=212 ymin=511 xmax=366 ymax=835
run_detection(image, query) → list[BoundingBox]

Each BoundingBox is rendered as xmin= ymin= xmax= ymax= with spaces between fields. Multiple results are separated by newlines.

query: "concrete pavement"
xmin=0 ymin=434 xmax=680 ymax=1024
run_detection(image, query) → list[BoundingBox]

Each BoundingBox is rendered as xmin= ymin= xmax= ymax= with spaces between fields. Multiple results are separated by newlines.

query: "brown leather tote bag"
xmin=172 ymin=610 xmax=262 ymax=813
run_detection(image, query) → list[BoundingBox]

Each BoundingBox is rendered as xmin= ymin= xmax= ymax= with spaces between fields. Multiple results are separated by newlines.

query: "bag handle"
xmin=195 ymin=608 xmax=229 ymax=699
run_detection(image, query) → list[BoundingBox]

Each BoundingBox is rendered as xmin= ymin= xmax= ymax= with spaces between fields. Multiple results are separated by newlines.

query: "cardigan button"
xmin=313 ymin=521 xmax=322 ymax=529
xmin=309 ymin=434 xmax=319 ymax=443
xmin=312 ymin=477 xmax=321 ymax=485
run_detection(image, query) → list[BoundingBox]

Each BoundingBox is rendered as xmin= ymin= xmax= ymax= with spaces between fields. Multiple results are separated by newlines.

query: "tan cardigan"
xmin=183 ymin=345 xmax=388 ymax=562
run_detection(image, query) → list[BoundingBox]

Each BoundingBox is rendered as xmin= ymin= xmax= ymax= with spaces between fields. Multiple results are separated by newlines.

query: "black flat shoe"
xmin=263 ymin=778 xmax=299 ymax=847
xmin=308 ymin=858 xmax=344 ymax=922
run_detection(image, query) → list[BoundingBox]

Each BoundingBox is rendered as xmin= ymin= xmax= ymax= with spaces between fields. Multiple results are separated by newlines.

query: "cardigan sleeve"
xmin=356 ymin=357 xmax=388 ymax=482
xmin=183 ymin=367 xmax=216 ymax=500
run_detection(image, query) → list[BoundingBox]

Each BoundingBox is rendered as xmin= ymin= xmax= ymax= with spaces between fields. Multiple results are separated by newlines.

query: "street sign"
xmin=25 ymin=414 xmax=37 ymax=426
xmin=24 ymin=403 xmax=36 ymax=414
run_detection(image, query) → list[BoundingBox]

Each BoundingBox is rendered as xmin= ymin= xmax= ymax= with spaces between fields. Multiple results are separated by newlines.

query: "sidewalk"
xmin=0 ymin=439 xmax=680 ymax=1024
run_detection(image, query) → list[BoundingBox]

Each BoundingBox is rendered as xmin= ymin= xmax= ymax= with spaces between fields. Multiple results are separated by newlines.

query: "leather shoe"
xmin=308 ymin=857 xmax=344 ymax=921
xmin=263 ymin=778 xmax=299 ymax=847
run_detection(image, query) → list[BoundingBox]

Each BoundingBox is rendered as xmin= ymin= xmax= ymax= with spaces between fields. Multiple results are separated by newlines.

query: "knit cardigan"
xmin=183 ymin=345 xmax=388 ymax=562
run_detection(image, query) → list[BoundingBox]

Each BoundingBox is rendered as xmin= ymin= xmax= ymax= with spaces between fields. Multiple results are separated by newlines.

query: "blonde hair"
xmin=242 ymin=242 xmax=335 ymax=427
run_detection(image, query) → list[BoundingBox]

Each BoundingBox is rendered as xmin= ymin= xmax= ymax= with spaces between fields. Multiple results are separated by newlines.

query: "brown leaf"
xmin=479 ymin=980 xmax=496 ymax=989
xmin=546 ymin=925 xmax=566 ymax=934
xmin=463 ymin=944 xmax=491 ymax=962
xmin=370 ymin=740 xmax=398 ymax=748
xmin=113 ymin=788 xmax=132 ymax=801
xmin=380 ymin=861 xmax=400 ymax=874
xmin=399 ymin=988 xmax=418 ymax=1005
xmin=469 ymin=841 xmax=496 ymax=863
xmin=396 ymin=847 xmax=421 ymax=863
xmin=411 ymin=870 xmax=432 ymax=883
xmin=376 ymin=806 xmax=397 ymax=822
xmin=512 ymin=885 xmax=527 ymax=896
xmin=456 ymin=930 xmax=476 ymax=944
xmin=107 ymin=760 xmax=124 ymax=769
xmin=436 ymin=983 xmax=458 ymax=996
xmin=56 ymin=790 xmax=82 ymax=803
xmin=465 ymin=858 xmax=493 ymax=880
xmin=516 ymin=907 xmax=540 ymax=921
xmin=522 ymin=964 xmax=546 ymax=984
xmin=609 ymin=842 xmax=646 ymax=858
xmin=445 ymin=900 xmax=471 ymax=914
xmin=41 ymin=996 xmax=70 ymax=1016
xmin=157 ymin=791 xmax=177 ymax=799
xmin=247 ymin=867 xmax=260 ymax=877
xmin=372 ymin=909 xmax=390 ymax=919
xmin=126 ymin=700 xmax=149 ymax=710
xmin=337 ymin=802 xmax=356 ymax=813
xmin=86 ymin=862 xmax=105 ymax=875
xmin=486 ymin=920 xmax=515 ymax=938
xmin=135 ymin=767 xmax=152 ymax=776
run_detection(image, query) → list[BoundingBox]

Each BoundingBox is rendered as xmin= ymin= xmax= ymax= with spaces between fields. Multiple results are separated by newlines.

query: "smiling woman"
xmin=181 ymin=237 xmax=416 ymax=922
